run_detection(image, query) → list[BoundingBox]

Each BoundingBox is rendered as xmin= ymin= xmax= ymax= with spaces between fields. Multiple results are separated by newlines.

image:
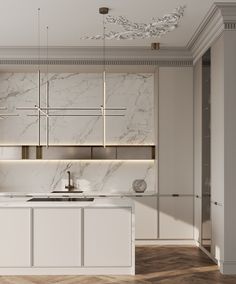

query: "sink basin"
xmin=51 ymin=191 xmax=83 ymax=193
xmin=27 ymin=197 xmax=94 ymax=202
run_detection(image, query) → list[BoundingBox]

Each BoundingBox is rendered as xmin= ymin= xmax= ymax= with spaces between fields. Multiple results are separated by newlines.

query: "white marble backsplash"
xmin=0 ymin=161 xmax=156 ymax=193
xmin=0 ymin=73 xmax=154 ymax=145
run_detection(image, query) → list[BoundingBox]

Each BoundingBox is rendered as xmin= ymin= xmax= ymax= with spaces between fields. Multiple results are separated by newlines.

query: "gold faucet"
xmin=65 ymin=171 xmax=75 ymax=192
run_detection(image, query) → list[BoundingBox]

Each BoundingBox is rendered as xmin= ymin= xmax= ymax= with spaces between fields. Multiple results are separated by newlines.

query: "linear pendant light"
xmin=99 ymin=7 xmax=109 ymax=148
xmin=37 ymin=8 xmax=41 ymax=146
xmin=16 ymin=7 xmax=126 ymax=147
xmin=46 ymin=25 xmax=49 ymax=148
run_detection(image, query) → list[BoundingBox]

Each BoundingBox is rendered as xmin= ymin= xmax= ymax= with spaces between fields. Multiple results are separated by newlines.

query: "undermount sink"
xmin=51 ymin=191 xmax=83 ymax=193
xmin=27 ymin=197 xmax=94 ymax=202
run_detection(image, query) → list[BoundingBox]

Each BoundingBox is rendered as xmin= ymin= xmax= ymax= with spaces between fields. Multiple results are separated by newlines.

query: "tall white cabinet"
xmin=132 ymin=67 xmax=194 ymax=241
xmin=158 ymin=67 xmax=194 ymax=239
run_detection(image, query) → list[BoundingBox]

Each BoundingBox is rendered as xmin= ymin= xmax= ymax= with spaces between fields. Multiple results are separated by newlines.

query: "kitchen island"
xmin=0 ymin=196 xmax=135 ymax=275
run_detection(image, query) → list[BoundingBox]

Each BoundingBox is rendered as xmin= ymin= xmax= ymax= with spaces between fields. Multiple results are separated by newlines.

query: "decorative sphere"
xmin=132 ymin=179 xmax=147 ymax=193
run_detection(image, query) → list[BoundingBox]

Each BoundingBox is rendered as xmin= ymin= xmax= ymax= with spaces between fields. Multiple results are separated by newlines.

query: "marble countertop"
xmin=0 ymin=195 xmax=135 ymax=208
xmin=0 ymin=191 xmax=157 ymax=197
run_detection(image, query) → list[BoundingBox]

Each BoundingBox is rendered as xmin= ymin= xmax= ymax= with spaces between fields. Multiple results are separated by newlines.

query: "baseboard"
xmin=220 ymin=261 xmax=236 ymax=275
xmin=195 ymin=241 xmax=236 ymax=275
xmin=135 ymin=239 xmax=196 ymax=246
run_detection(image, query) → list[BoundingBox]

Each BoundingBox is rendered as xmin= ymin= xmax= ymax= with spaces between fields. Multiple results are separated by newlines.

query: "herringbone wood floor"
xmin=1 ymin=246 xmax=236 ymax=284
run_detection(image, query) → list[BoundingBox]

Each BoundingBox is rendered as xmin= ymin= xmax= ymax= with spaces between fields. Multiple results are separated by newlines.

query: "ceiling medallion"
xmin=82 ymin=6 xmax=185 ymax=40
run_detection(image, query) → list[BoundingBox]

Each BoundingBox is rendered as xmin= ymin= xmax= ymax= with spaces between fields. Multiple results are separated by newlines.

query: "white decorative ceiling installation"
xmin=0 ymin=0 xmax=236 ymax=48
xmin=82 ymin=6 xmax=185 ymax=40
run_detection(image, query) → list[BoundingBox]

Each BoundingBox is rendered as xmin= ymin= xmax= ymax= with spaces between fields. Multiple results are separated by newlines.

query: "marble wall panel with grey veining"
xmin=0 ymin=73 xmax=154 ymax=145
xmin=0 ymin=161 xmax=156 ymax=193
xmin=0 ymin=73 xmax=38 ymax=144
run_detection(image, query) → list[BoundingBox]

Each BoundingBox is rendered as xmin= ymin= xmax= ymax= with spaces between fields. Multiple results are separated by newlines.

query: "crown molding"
xmin=187 ymin=4 xmax=224 ymax=64
xmin=0 ymin=46 xmax=192 ymax=66
xmin=188 ymin=2 xmax=236 ymax=64
xmin=0 ymin=46 xmax=192 ymax=60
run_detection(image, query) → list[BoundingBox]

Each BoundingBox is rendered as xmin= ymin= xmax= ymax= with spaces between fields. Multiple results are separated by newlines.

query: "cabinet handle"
xmin=211 ymin=200 xmax=223 ymax=206
xmin=172 ymin=194 xmax=179 ymax=197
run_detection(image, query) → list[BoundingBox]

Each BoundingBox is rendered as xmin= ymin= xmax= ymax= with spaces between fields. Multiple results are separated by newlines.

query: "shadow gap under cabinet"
xmin=0 ymin=145 xmax=155 ymax=160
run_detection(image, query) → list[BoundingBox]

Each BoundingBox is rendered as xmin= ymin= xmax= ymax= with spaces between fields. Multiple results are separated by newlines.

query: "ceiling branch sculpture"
xmin=82 ymin=6 xmax=185 ymax=40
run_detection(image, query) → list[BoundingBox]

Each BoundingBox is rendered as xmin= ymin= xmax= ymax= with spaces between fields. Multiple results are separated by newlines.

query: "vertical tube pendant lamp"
xmin=99 ymin=7 xmax=109 ymax=148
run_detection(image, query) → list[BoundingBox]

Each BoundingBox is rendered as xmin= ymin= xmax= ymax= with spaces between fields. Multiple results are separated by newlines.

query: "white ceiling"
xmin=0 ymin=0 xmax=236 ymax=48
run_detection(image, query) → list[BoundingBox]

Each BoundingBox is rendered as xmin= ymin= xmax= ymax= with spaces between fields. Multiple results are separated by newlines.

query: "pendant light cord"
xmin=37 ymin=8 xmax=40 ymax=70
xmin=102 ymin=13 xmax=106 ymax=148
xmin=46 ymin=26 xmax=49 ymax=82
xmin=103 ymin=14 xmax=105 ymax=73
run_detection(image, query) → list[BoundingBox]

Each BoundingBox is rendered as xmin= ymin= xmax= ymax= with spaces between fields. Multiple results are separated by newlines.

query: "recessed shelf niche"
xmin=0 ymin=145 xmax=155 ymax=160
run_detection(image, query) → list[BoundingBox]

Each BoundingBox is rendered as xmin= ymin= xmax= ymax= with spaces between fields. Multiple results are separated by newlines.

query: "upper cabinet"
xmin=0 ymin=73 xmax=154 ymax=146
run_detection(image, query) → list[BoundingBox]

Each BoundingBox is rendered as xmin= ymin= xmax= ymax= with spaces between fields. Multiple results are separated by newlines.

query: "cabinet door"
xmin=211 ymin=203 xmax=223 ymax=261
xmin=33 ymin=208 xmax=81 ymax=267
xmin=159 ymin=67 xmax=193 ymax=195
xmin=132 ymin=197 xmax=158 ymax=239
xmin=159 ymin=196 xmax=194 ymax=239
xmin=194 ymin=196 xmax=201 ymax=243
xmin=84 ymin=208 xmax=132 ymax=267
xmin=0 ymin=208 xmax=31 ymax=267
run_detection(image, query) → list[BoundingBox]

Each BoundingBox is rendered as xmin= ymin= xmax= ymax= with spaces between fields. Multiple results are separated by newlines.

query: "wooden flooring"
xmin=1 ymin=246 xmax=236 ymax=284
